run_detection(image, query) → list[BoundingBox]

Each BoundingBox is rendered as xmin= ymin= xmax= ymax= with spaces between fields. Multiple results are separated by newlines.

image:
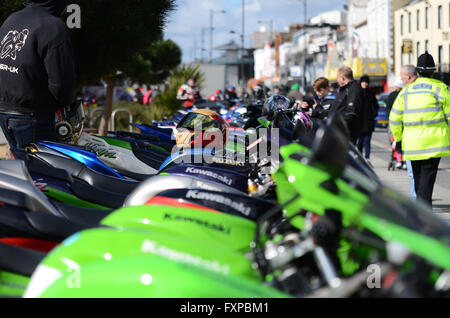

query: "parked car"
xmin=375 ymin=93 xmax=390 ymax=129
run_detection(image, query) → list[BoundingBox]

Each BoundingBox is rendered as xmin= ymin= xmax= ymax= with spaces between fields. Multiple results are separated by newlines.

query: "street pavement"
xmin=370 ymin=128 xmax=450 ymax=224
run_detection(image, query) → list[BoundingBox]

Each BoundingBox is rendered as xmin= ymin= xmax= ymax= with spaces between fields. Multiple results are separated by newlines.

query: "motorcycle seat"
xmin=109 ymin=131 xmax=161 ymax=143
xmin=115 ymin=169 xmax=152 ymax=182
xmin=0 ymin=242 xmax=46 ymax=277
xmin=27 ymin=153 xmax=138 ymax=196
xmin=0 ymin=205 xmax=92 ymax=241
xmin=51 ymin=200 xmax=112 ymax=225
xmin=132 ymin=149 xmax=167 ymax=171
xmin=70 ymin=178 xmax=126 ymax=209
xmin=145 ymin=125 xmax=174 ymax=135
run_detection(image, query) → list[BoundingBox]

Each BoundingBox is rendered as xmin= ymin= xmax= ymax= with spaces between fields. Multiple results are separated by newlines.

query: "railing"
xmin=110 ymin=108 xmax=133 ymax=132
xmin=86 ymin=107 xmax=133 ymax=133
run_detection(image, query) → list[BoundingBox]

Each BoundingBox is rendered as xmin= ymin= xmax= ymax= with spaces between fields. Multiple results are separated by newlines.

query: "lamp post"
xmin=257 ymin=20 xmax=274 ymax=46
xmin=210 ymin=9 xmax=227 ymax=62
xmin=258 ymin=20 xmax=274 ymax=91
xmin=201 ymin=27 xmax=208 ymax=62
xmin=290 ymin=0 xmax=307 ymax=89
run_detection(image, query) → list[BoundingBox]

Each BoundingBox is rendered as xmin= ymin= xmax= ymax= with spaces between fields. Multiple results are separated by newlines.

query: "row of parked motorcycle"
xmin=0 ymin=96 xmax=448 ymax=298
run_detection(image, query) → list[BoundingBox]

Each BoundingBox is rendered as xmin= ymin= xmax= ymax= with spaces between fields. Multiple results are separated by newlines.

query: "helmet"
xmin=262 ymin=95 xmax=291 ymax=119
xmin=416 ymin=51 xmax=436 ymax=73
xmin=228 ymin=85 xmax=236 ymax=91
xmin=208 ymin=95 xmax=217 ymax=101
xmin=55 ymin=101 xmax=85 ymax=144
xmin=295 ymin=111 xmax=313 ymax=132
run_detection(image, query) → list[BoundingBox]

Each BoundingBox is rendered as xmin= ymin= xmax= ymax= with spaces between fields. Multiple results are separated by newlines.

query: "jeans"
xmin=411 ymin=158 xmax=441 ymax=205
xmin=406 ymin=160 xmax=417 ymax=201
xmin=0 ymin=112 xmax=55 ymax=160
xmin=357 ymin=132 xmax=373 ymax=159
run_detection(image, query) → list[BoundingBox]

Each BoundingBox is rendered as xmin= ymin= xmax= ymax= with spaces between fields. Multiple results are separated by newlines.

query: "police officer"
xmin=0 ymin=0 xmax=75 ymax=160
xmin=389 ymin=52 xmax=450 ymax=205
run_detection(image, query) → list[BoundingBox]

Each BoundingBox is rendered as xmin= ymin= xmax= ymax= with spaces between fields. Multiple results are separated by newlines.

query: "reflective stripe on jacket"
xmin=389 ymin=77 xmax=450 ymax=161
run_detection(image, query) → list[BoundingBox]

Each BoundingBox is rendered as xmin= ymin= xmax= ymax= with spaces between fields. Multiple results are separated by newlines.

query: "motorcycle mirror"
xmin=292 ymin=119 xmax=307 ymax=140
xmin=326 ymin=113 xmax=350 ymax=141
xmin=312 ymin=126 xmax=349 ymax=179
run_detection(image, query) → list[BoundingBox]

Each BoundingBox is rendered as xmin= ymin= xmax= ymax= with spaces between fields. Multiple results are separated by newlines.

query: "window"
xmin=439 ymin=45 xmax=443 ymax=71
xmin=425 ymin=40 xmax=429 ymax=52
xmin=401 ymin=15 xmax=404 ymax=35
xmin=417 ymin=42 xmax=420 ymax=58
xmin=417 ymin=9 xmax=420 ymax=31
xmin=425 ymin=7 xmax=429 ymax=29
xmin=408 ymin=12 xmax=412 ymax=33
xmin=438 ymin=5 xmax=443 ymax=29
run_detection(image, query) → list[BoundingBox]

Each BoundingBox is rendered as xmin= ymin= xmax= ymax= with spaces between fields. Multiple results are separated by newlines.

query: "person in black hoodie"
xmin=330 ymin=66 xmax=363 ymax=144
xmin=0 ymin=0 xmax=75 ymax=159
xmin=356 ymin=75 xmax=379 ymax=161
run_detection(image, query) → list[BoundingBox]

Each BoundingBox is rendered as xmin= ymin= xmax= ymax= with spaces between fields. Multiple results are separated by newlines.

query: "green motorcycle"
xmin=15 ymin=116 xmax=450 ymax=298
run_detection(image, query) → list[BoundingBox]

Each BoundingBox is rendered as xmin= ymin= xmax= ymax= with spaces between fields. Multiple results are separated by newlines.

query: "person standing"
xmin=0 ymin=0 xmax=75 ymax=160
xmin=287 ymin=83 xmax=303 ymax=104
xmin=389 ymin=52 xmax=450 ymax=205
xmin=177 ymin=77 xmax=201 ymax=108
xmin=311 ymin=77 xmax=336 ymax=122
xmin=386 ymin=79 xmax=404 ymax=116
xmin=393 ymin=65 xmax=419 ymax=199
xmin=224 ymin=85 xmax=238 ymax=101
xmin=356 ymin=75 xmax=379 ymax=162
xmin=330 ymin=66 xmax=363 ymax=144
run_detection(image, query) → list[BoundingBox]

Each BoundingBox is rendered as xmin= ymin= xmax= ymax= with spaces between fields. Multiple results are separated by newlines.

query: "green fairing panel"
xmin=0 ymin=271 xmax=30 ymax=298
xmin=38 ymin=256 xmax=287 ymax=298
xmin=31 ymin=228 xmax=287 ymax=298
xmin=97 ymin=136 xmax=133 ymax=151
xmin=101 ymin=206 xmax=257 ymax=252
xmin=275 ymin=145 xmax=368 ymax=229
xmin=45 ymin=187 xmax=110 ymax=210
xmin=278 ymin=144 xmax=450 ymax=270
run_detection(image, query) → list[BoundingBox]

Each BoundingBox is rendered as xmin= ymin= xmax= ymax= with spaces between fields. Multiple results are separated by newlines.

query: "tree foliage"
xmin=0 ymin=0 xmax=177 ymax=86
xmin=0 ymin=0 xmax=178 ymax=135
xmin=123 ymin=39 xmax=182 ymax=85
xmin=153 ymin=64 xmax=205 ymax=114
xmin=68 ymin=0 xmax=176 ymax=86
xmin=0 ymin=0 xmax=25 ymax=24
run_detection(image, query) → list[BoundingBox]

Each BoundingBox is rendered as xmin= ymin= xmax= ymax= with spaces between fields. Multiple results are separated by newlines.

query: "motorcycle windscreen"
xmin=366 ymin=187 xmax=450 ymax=246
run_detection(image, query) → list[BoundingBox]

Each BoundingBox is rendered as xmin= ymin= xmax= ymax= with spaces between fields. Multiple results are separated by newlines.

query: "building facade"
xmin=395 ymin=0 xmax=450 ymax=83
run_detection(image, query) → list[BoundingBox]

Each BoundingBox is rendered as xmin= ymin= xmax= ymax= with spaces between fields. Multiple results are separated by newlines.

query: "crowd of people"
xmin=175 ymin=51 xmax=450 ymax=207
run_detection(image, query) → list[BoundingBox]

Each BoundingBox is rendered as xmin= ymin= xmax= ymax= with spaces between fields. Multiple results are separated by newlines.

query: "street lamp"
xmin=290 ymin=0 xmax=308 ymax=89
xmin=257 ymin=20 xmax=274 ymax=46
xmin=210 ymin=9 xmax=227 ymax=62
xmin=258 ymin=20 xmax=274 ymax=91
xmin=201 ymin=27 xmax=209 ymax=62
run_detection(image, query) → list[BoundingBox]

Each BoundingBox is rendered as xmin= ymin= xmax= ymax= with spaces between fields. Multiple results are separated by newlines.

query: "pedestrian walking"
xmin=356 ymin=75 xmax=379 ymax=162
xmin=389 ymin=52 xmax=450 ymax=205
xmin=0 ymin=0 xmax=75 ymax=160
xmin=330 ymin=66 xmax=363 ymax=144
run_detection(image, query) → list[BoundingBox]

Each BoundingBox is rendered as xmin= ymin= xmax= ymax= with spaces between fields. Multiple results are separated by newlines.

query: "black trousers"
xmin=411 ymin=158 xmax=441 ymax=205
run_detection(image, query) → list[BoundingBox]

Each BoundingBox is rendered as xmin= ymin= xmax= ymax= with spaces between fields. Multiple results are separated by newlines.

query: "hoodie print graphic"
xmin=0 ymin=29 xmax=30 ymax=60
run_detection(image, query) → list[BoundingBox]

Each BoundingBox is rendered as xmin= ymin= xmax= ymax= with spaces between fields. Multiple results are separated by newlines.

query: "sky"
xmin=164 ymin=0 xmax=348 ymax=63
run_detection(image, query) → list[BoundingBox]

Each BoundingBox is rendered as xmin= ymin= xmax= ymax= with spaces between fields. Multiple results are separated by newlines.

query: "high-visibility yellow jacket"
xmin=389 ymin=77 xmax=450 ymax=161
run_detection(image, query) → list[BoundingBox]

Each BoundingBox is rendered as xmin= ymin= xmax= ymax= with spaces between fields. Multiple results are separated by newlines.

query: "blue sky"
xmin=164 ymin=0 xmax=348 ymax=62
